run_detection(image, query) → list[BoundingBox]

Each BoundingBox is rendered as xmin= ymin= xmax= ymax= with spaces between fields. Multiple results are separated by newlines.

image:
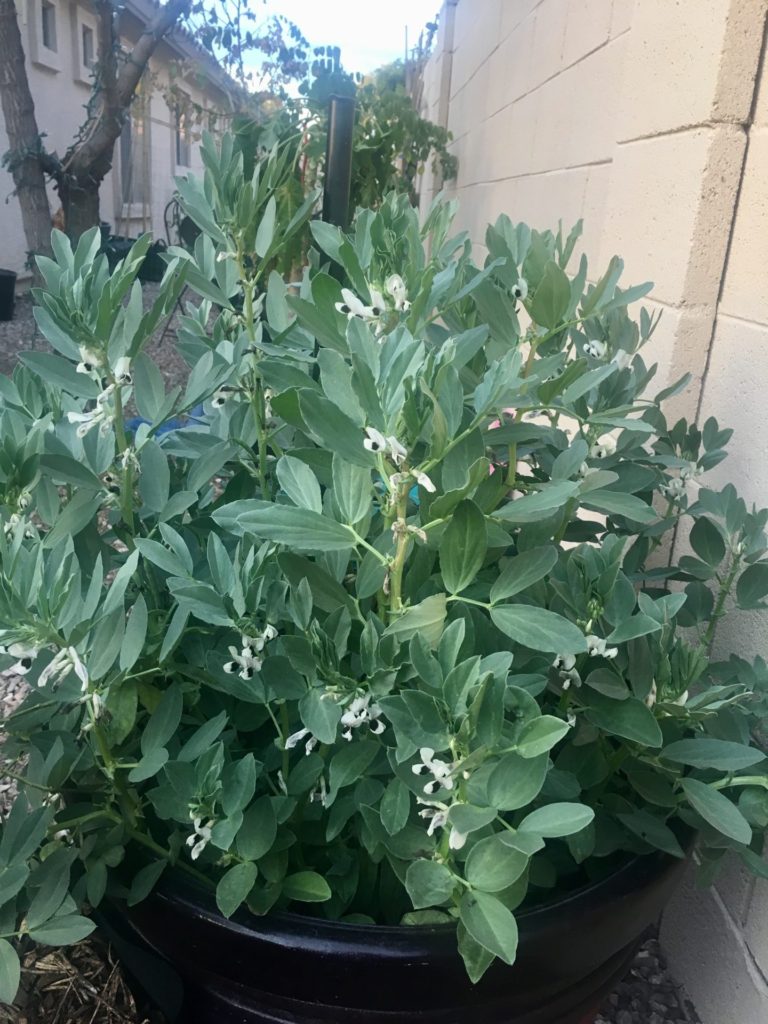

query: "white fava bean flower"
xmin=285 ymin=727 xmax=319 ymax=756
xmin=114 ymin=357 xmax=132 ymax=386
xmin=412 ymin=470 xmax=436 ymax=493
xmin=340 ymin=694 xmax=386 ymax=741
xmin=335 ymin=285 xmax=387 ymax=324
xmin=417 ymin=799 xmax=467 ymax=849
xmin=0 ymin=642 xmax=38 ymax=676
xmin=512 ymin=278 xmax=528 ymax=301
xmin=186 ymin=816 xmax=215 ymax=861
xmin=363 ymin=427 xmax=407 ymax=467
xmin=76 ymin=346 xmax=103 ymax=376
xmin=586 ymin=635 xmax=618 ymax=660
xmin=412 ymin=747 xmax=455 ymax=795
xmin=660 ymin=476 xmax=686 ymax=500
xmin=589 ymin=434 xmax=617 ymax=460
xmin=611 ymin=349 xmax=632 ymax=371
xmin=385 ymin=274 xmax=411 ymax=312
xmin=583 ymin=339 xmax=607 ymax=359
xmin=37 ymin=646 xmax=89 ymax=691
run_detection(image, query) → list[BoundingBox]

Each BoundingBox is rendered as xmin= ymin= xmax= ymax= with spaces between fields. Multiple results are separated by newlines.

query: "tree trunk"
xmin=0 ymin=0 xmax=52 ymax=270
xmin=58 ymin=177 xmax=102 ymax=242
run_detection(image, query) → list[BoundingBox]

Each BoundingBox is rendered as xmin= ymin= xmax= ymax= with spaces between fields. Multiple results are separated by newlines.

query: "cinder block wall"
xmin=419 ymin=2 xmax=768 ymax=1020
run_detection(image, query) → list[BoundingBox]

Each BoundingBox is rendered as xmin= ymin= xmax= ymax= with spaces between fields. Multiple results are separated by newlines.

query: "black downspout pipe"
xmin=322 ymin=95 xmax=355 ymax=231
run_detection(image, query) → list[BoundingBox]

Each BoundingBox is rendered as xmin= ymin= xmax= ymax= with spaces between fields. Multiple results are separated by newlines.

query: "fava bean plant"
xmin=0 ymin=133 xmax=766 ymax=1000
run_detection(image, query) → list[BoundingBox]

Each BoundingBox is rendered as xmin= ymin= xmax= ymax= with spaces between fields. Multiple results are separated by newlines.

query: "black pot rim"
xmin=157 ymin=838 xmax=693 ymax=941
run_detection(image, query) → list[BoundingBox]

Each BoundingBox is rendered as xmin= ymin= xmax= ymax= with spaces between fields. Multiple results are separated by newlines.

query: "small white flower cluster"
xmin=0 ymin=642 xmax=38 ymax=676
xmin=334 ymin=275 xmax=411 ymax=333
xmin=223 ymin=625 xmax=277 ymax=680
xmin=412 ymin=747 xmax=456 ymax=796
xmin=285 ymin=726 xmax=318 ymax=756
xmin=660 ymin=462 xmax=702 ymax=501
xmin=39 ymin=646 xmax=89 ymax=691
xmin=583 ymin=339 xmax=607 ymax=359
xmin=512 ymin=278 xmax=528 ymax=302
xmin=67 ymin=384 xmax=116 ymax=439
xmin=340 ymin=693 xmax=385 ymax=741
xmin=3 ymin=513 xmax=36 ymax=540
xmin=589 ymin=434 xmax=617 ymax=460
xmin=186 ymin=814 xmax=215 ymax=861
xmin=417 ymin=798 xmax=467 ymax=850
xmin=363 ymin=427 xmax=406 ymax=464
xmin=309 ymin=775 xmax=329 ymax=807
xmin=586 ymin=635 xmax=618 ymax=659
xmin=553 ymin=653 xmax=581 ymax=690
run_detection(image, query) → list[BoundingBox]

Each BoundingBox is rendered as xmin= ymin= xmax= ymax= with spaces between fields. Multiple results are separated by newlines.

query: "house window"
xmin=41 ymin=0 xmax=57 ymax=52
xmin=82 ymin=24 xmax=95 ymax=68
xmin=120 ymin=109 xmax=149 ymax=206
xmin=175 ymin=101 xmax=191 ymax=167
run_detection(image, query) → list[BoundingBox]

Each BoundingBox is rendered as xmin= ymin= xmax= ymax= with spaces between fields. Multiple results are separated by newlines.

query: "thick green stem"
xmin=388 ymin=488 xmax=410 ymax=615
xmin=702 ymin=552 xmax=741 ymax=651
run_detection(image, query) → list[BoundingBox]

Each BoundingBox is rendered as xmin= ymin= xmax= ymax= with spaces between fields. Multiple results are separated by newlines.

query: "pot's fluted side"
xmin=103 ymin=849 xmax=690 ymax=1024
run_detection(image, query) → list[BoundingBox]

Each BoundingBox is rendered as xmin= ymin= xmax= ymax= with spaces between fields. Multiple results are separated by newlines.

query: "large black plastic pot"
xmin=0 ymin=269 xmax=17 ymax=322
xmin=103 ymin=846 xmax=690 ymax=1024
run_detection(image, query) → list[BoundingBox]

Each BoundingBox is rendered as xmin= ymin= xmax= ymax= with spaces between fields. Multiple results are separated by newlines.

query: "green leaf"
xmin=405 ymin=859 xmax=456 ymax=909
xmin=299 ymin=687 xmax=342 ymax=744
xmin=28 ymin=914 xmax=96 ymax=946
xmin=490 ymin=546 xmax=558 ymax=603
xmin=216 ymin=862 xmax=258 ymax=918
xmin=737 ymin=563 xmax=768 ymax=609
xmin=276 ymin=455 xmax=322 ymax=513
xmin=581 ymin=490 xmax=656 ymax=523
xmin=459 ymin=890 xmax=519 ymax=966
xmin=178 ymin=711 xmax=228 ymax=763
xmin=617 ymin=810 xmax=685 ymax=858
xmin=282 ymin=871 xmax=331 ymax=903
xmin=583 ymin=694 xmax=662 ymax=747
xmin=689 ymin=518 xmax=726 ymax=566
xmin=528 ymin=260 xmax=570 ymax=329
xmin=128 ymin=747 xmax=169 ymax=782
xmin=127 ymin=860 xmax=167 ymax=906
xmin=465 ymin=834 xmax=528 ymax=892
xmin=141 ymin=685 xmax=183 ymax=755
xmin=0 ymin=864 xmax=30 ymax=908
xmin=329 ymin=741 xmax=379 ymax=800
xmin=332 ymin=454 xmax=372 ymax=525
xmin=440 ymin=500 xmax=487 ymax=594
xmin=457 ymin=922 xmax=494 ymax=983
xmin=119 ymin=593 xmax=148 ymax=672
xmin=237 ymin=797 xmax=277 ymax=861
xmin=134 ymin=538 xmax=191 ymax=577
xmin=681 ymin=779 xmax=752 ymax=845
xmin=490 ymin=605 xmax=587 ymax=654
xmin=20 ymin=352 xmax=100 ymax=397
xmin=561 ymin=364 xmax=617 ymax=404
xmin=518 ymin=803 xmax=594 ymax=838
xmin=27 ymin=849 xmax=75 ymax=929
xmin=138 ymin=440 xmax=170 ymax=513
xmin=380 ymin=779 xmax=411 ymax=835
xmin=515 ymin=715 xmax=571 ymax=758
xmin=0 ymin=940 xmax=20 ymax=1005
xmin=606 ymin=614 xmax=663 ymax=645
xmin=236 ymin=505 xmax=354 ymax=552
xmin=486 ymin=753 xmax=548 ymax=810
xmin=40 ymin=454 xmax=103 ymax=490
xmin=495 ymin=481 xmax=578 ymax=523
xmin=255 ymin=196 xmax=277 ymax=257
xmin=661 ymin=739 xmax=766 ymax=771
xmin=298 ymin=390 xmax=374 ymax=468
xmin=383 ymin=594 xmax=447 ymax=648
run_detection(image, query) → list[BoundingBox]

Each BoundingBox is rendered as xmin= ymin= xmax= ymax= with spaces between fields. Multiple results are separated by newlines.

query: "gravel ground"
xmin=0 ymin=285 xmax=702 ymax=1024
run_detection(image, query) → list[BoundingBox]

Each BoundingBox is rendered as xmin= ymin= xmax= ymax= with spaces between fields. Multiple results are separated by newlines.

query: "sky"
xmin=259 ymin=0 xmax=442 ymax=75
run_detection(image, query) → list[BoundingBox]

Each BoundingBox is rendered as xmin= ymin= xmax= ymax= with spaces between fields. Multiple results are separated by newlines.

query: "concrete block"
xmin=609 ymin=0 xmax=635 ymax=38
xmin=617 ymin=0 xmax=766 ymax=141
xmin=715 ymin=854 xmax=757 ymax=927
xmin=561 ymin=0 xmax=613 ymax=66
xmin=661 ymin=864 xmax=768 ymax=1024
xmin=579 ymin=162 xmax=612 ymax=266
xmin=529 ymin=0 xmax=570 ymax=87
xmin=755 ymin=61 xmax=768 ymax=128
xmin=597 ymin=125 xmax=745 ymax=308
xmin=488 ymin=15 xmax=537 ymax=115
xmin=450 ymin=0 xmax=504 ymax=96
xmin=700 ymin=315 xmax=768 ymax=507
xmin=745 ymin=875 xmax=768 ymax=979
xmin=485 ymin=91 xmax=543 ymax=181
xmin=564 ymin=37 xmax=626 ymax=169
xmin=500 ymin=0 xmax=539 ymax=41
xmin=720 ymin=127 xmax=768 ymax=324
xmin=448 ymin=57 xmax=492 ymax=143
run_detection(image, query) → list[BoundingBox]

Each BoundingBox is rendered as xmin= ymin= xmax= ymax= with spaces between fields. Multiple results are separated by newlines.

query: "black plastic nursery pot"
xmin=0 ymin=269 xmax=17 ymax=322
xmin=103 ymin=846 xmax=690 ymax=1024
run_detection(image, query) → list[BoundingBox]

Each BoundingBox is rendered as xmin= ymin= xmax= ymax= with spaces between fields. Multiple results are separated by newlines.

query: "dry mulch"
xmin=0 ymin=288 xmax=702 ymax=1024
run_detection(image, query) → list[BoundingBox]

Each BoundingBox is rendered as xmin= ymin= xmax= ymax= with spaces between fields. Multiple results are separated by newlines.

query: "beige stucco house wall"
xmin=419 ymin=1 xmax=768 ymax=1021
xmin=1 ymin=0 xmax=233 ymax=278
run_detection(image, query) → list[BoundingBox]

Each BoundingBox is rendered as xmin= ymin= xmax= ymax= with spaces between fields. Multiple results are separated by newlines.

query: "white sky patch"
xmin=258 ymin=0 xmax=440 ymax=74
